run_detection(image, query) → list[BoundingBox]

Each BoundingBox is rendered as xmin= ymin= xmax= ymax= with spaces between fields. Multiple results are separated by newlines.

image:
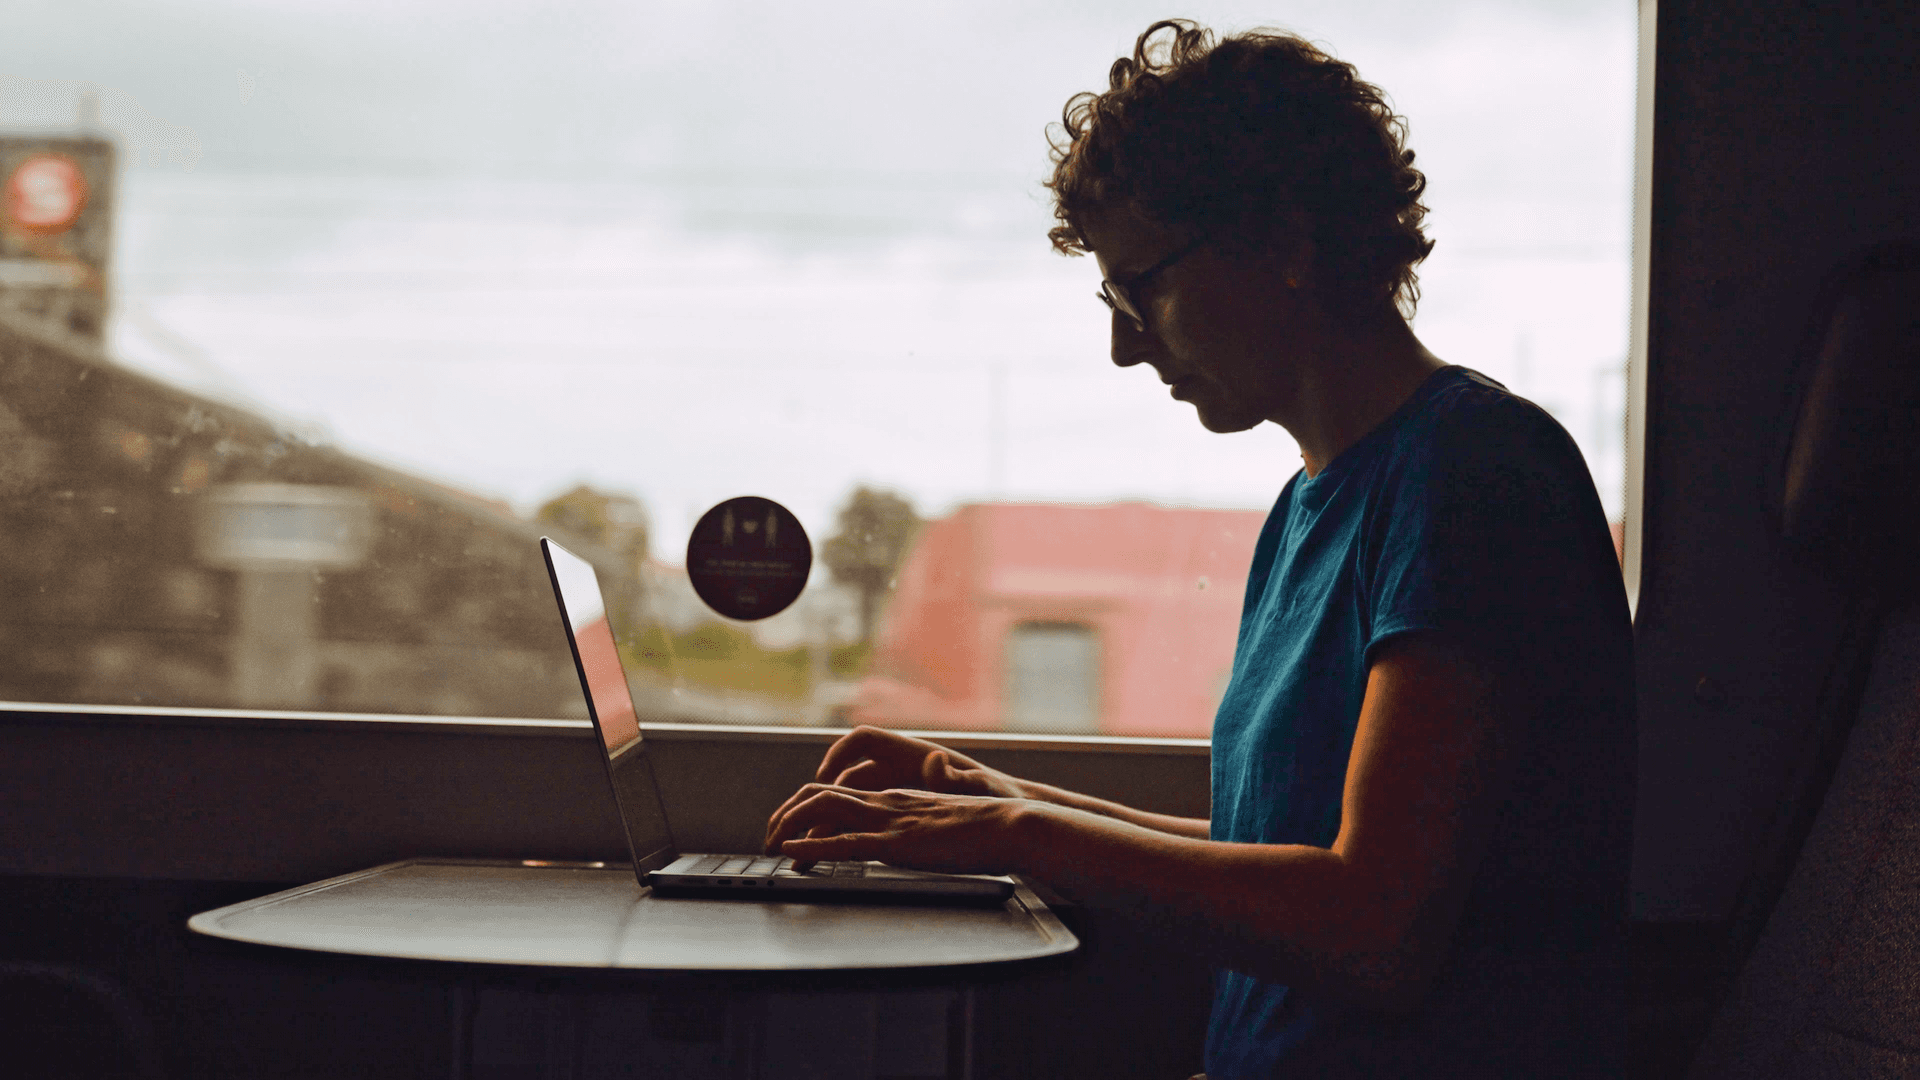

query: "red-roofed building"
xmin=851 ymin=502 xmax=1268 ymax=737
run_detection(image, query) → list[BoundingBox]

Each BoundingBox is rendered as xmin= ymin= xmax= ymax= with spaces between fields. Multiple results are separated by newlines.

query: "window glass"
xmin=1004 ymin=623 xmax=1101 ymax=734
xmin=0 ymin=1 xmax=1635 ymax=735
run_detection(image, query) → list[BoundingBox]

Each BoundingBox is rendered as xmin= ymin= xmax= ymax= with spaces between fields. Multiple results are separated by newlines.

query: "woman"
xmin=765 ymin=20 xmax=1633 ymax=1078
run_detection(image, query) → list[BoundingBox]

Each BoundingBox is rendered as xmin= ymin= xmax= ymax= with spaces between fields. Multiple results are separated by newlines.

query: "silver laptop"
xmin=540 ymin=537 xmax=1015 ymax=902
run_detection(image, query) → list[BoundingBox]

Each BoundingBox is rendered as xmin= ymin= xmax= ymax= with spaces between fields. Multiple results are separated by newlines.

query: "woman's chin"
xmin=1192 ymin=402 xmax=1265 ymax=434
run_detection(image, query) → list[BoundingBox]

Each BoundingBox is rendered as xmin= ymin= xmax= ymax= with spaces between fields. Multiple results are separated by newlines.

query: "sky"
xmin=2 ymin=0 xmax=1638 ymax=558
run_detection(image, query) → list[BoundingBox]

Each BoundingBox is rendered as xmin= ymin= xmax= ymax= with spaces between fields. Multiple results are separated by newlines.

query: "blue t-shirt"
xmin=1206 ymin=367 xmax=1635 ymax=1078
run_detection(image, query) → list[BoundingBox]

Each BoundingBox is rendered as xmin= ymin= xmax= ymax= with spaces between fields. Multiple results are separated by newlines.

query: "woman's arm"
xmin=765 ymin=632 xmax=1515 ymax=1013
xmin=998 ymin=776 xmax=1212 ymax=840
xmin=778 ymin=724 xmax=1209 ymax=840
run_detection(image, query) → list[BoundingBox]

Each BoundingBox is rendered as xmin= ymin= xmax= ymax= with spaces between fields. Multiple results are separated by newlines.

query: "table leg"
xmin=954 ymin=987 xmax=975 ymax=1080
xmin=543 ymin=987 xmax=585 ymax=1080
xmin=448 ymin=979 xmax=476 ymax=1080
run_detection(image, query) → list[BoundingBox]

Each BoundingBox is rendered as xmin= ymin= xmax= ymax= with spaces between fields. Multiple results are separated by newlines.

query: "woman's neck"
xmin=1285 ymin=321 xmax=1446 ymax=477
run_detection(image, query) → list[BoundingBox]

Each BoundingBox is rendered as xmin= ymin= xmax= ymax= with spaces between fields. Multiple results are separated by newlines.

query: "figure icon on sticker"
xmin=686 ymin=496 xmax=810 ymax=621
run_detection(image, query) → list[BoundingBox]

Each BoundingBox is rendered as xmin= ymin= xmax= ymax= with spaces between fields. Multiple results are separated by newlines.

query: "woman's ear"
xmin=1232 ymin=211 xmax=1315 ymax=289
xmin=1266 ymin=205 xmax=1316 ymax=287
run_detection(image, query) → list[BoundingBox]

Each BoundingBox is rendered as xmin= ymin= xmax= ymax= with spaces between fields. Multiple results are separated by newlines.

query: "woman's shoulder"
xmin=1391 ymin=366 xmax=1593 ymax=486
xmin=1415 ymin=367 xmax=1565 ymax=438
xmin=1360 ymin=366 xmax=1619 ymax=584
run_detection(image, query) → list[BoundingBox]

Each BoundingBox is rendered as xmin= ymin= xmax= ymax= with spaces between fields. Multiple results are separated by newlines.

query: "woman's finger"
xmin=814 ymin=726 xmax=931 ymax=784
xmin=765 ymin=782 xmax=837 ymax=848
xmin=777 ymin=832 xmax=886 ymax=864
xmin=814 ymin=727 xmax=890 ymax=783
xmin=765 ymin=782 xmax=858 ymax=851
xmin=832 ymin=758 xmax=890 ymax=790
xmin=921 ymin=750 xmax=956 ymax=791
xmin=765 ymin=788 xmax=887 ymax=854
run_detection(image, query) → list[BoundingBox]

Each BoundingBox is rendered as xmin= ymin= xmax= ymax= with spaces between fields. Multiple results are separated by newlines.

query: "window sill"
xmin=0 ymin=702 xmax=1210 ymax=882
xmin=0 ymin=702 xmax=1211 ymax=754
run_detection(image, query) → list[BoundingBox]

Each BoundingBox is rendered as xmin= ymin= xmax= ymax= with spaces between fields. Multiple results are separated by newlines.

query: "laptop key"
xmin=690 ymin=855 xmax=727 ymax=873
xmin=715 ymin=857 xmax=752 ymax=875
xmin=744 ymin=857 xmax=782 ymax=877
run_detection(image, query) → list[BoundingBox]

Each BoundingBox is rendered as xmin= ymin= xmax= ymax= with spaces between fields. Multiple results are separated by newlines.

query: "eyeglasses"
xmin=1096 ymin=235 xmax=1207 ymax=333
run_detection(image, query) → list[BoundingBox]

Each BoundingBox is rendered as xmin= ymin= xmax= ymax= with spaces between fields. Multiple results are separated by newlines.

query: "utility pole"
xmin=987 ymin=362 xmax=1006 ymax=496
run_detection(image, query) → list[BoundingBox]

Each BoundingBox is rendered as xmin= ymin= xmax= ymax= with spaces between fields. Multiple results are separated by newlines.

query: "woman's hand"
xmin=762 ymin=783 xmax=1036 ymax=875
xmin=779 ymin=724 xmax=1211 ymax=843
xmin=806 ymin=725 xmax=1025 ymax=799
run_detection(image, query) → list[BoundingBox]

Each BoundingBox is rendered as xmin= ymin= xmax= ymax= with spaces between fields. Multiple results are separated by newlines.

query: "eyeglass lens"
xmin=1098 ymin=282 xmax=1146 ymax=331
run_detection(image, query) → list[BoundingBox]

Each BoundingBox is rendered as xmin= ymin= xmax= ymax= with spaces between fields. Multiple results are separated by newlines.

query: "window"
xmin=1003 ymin=622 xmax=1102 ymax=734
xmin=0 ymin=2 xmax=1637 ymax=736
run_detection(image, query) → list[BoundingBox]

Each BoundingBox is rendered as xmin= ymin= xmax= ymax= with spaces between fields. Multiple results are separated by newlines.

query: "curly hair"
xmin=1046 ymin=20 xmax=1435 ymax=324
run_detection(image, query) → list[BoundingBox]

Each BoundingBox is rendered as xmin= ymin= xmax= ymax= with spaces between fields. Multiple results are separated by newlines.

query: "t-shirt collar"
xmin=1298 ymin=365 xmax=1464 ymax=490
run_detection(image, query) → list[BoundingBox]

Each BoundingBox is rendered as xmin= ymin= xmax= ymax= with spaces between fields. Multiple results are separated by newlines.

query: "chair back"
xmin=1689 ymin=243 xmax=1920 ymax=1077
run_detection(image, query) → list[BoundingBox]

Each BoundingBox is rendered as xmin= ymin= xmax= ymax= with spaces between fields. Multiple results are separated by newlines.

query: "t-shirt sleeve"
xmin=1361 ymin=395 xmax=1613 ymax=673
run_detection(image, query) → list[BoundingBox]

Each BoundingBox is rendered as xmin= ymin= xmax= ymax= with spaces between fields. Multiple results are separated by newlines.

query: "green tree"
xmin=536 ymin=484 xmax=650 ymax=621
xmin=536 ymin=484 xmax=649 ymax=565
xmin=821 ymin=486 xmax=920 ymax=644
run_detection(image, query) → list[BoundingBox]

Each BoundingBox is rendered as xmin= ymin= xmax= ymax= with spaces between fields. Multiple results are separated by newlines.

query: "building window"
xmin=1002 ymin=622 xmax=1101 ymax=734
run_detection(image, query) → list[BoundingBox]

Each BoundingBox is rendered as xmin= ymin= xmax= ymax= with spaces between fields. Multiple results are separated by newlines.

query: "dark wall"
xmin=1632 ymin=0 xmax=1920 ymax=920
xmin=0 ymin=713 xmax=1210 ymax=882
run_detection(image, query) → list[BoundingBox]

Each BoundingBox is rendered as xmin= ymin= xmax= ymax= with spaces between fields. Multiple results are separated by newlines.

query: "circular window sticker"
xmin=685 ymin=496 xmax=811 ymax=621
xmin=5 ymin=154 xmax=89 ymax=234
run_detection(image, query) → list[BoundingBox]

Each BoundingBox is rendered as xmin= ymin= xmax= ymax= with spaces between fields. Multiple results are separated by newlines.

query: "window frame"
xmin=0 ymin=2 xmax=1653 ymax=893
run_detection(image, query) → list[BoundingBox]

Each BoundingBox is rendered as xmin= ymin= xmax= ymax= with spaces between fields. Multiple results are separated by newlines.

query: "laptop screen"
xmin=541 ymin=537 xmax=678 ymax=875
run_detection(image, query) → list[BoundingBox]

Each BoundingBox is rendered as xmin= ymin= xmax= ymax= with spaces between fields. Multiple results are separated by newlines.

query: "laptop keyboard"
xmin=686 ymin=855 xmax=868 ymax=879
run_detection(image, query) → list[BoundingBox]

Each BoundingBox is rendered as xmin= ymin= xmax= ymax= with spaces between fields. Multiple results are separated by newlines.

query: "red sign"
xmin=5 ymin=154 xmax=89 ymax=234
